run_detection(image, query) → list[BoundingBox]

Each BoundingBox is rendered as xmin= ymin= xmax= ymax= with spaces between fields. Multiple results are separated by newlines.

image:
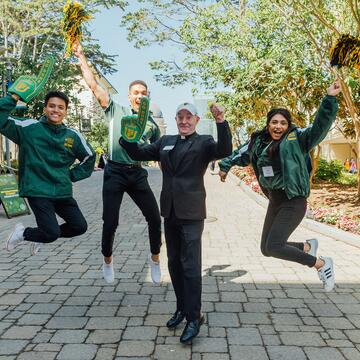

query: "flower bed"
xmin=231 ymin=166 xmax=360 ymax=235
xmin=232 ymin=166 xmax=264 ymax=195
xmin=308 ymin=208 xmax=360 ymax=234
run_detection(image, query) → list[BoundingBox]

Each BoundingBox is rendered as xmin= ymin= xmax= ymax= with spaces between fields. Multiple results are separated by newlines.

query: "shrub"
xmin=337 ymin=172 xmax=358 ymax=186
xmin=315 ymin=158 xmax=343 ymax=181
xmin=10 ymin=159 xmax=19 ymax=169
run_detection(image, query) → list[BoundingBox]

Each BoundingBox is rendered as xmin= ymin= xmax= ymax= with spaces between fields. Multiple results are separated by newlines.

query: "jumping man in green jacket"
xmin=218 ymin=79 xmax=342 ymax=292
xmin=2 ymin=87 xmax=95 ymax=256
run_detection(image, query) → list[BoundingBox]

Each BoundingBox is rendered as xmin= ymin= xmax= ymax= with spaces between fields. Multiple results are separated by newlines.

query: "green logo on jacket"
xmin=64 ymin=137 xmax=74 ymax=148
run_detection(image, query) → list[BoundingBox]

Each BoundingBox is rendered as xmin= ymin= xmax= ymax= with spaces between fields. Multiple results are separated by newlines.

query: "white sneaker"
xmin=149 ymin=253 xmax=161 ymax=284
xmin=6 ymin=223 xmax=25 ymax=251
xmin=306 ymin=238 xmax=318 ymax=258
xmin=318 ymin=257 xmax=335 ymax=292
xmin=30 ymin=242 xmax=41 ymax=256
xmin=102 ymin=259 xmax=114 ymax=283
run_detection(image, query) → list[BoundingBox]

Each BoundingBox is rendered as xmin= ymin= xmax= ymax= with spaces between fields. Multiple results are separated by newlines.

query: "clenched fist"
xmin=210 ymin=104 xmax=225 ymax=123
xmin=327 ymin=79 xmax=342 ymax=96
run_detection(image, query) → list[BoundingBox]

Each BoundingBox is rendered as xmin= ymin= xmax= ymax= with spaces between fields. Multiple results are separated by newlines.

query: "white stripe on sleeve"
xmin=68 ymin=129 xmax=93 ymax=157
xmin=9 ymin=117 xmax=38 ymax=127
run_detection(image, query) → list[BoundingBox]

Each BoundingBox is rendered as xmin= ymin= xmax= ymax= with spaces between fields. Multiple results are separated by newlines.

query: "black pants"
xmin=102 ymin=161 xmax=161 ymax=257
xmin=164 ymin=212 xmax=204 ymax=321
xmin=261 ymin=190 xmax=316 ymax=267
xmin=24 ymin=197 xmax=87 ymax=243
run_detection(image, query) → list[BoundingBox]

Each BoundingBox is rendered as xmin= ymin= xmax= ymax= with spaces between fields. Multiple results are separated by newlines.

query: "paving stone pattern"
xmin=0 ymin=169 xmax=360 ymax=359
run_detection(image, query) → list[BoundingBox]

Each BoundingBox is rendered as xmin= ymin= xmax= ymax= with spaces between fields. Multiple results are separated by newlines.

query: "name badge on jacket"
xmin=262 ymin=166 xmax=274 ymax=177
xmin=163 ymin=145 xmax=175 ymax=151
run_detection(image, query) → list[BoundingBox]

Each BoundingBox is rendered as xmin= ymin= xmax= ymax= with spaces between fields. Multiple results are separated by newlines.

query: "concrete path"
xmin=0 ymin=169 xmax=360 ymax=360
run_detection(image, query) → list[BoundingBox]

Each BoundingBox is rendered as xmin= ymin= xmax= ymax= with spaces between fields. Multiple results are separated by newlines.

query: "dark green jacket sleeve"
xmin=120 ymin=137 xmax=162 ymax=161
xmin=70 ymin=132 xmax=96 ymax=182
xmin=0 ymin=95 xmax=22 ymax=144
xmin=297 ymin=95 xmax=338 ymax=152
xmin=219 ymin=142 xmax=251 ymax=172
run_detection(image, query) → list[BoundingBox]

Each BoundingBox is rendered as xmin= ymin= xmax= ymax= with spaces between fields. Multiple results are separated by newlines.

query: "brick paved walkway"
xmin=0 ymin=169 xmax=360 ymax=359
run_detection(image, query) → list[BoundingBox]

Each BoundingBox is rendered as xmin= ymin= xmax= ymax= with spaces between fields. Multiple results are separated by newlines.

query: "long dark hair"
xmin=267 ymin=108 xmax=292 ymax=157
xmin=249 ymin=108 xmax=293 ymax=158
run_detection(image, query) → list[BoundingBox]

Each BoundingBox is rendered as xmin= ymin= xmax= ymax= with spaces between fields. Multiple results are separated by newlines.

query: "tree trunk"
xmin=32 ymin=36 xmax=37 ymax=62
xmin=355 ymin=122 xmax=360 ymax=197
xmin=338 ymin=74 xmax=360 ymax=196
xmin=310 ymin=144 xmax=321 ymax=187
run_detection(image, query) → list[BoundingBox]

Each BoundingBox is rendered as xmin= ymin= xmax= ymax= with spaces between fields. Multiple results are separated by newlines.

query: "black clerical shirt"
xmin=169 ymin=132 xmax=197 ymax=169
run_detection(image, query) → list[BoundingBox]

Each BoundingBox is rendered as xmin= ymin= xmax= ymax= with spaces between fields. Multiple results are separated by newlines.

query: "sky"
xmin=89 ymin=6 xmax=194 ymax=134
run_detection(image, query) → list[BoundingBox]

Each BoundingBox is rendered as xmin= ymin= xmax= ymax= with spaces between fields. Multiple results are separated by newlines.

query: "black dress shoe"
xmin=166 ymin=310 xmax=185 ymax=329
xmin=180 ymin=315 xmax=205 ymax=344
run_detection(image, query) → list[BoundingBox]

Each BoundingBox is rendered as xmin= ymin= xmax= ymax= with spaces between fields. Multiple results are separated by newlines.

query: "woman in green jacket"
xmin=218 ymin=80 xmax=342 ymax=292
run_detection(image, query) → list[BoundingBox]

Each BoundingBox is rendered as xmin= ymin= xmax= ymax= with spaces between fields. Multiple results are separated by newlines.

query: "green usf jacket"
xmin=219 ymin=95 xmax=339 ymax=199
xmin=0 ymin=95 xmax=95 ymax=198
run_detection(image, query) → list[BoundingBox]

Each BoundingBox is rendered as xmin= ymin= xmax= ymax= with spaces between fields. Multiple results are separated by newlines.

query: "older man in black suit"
xmin=120 ymin=102 xmax=232 ymax=343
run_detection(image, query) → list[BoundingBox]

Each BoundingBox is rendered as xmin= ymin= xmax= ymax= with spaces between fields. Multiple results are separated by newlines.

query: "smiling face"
xmin=128 ymin=83 xmax=148 ymax=112
xmin=176 ymin=109 xmax=200 ymax=136
xmin=267 ymin=113 xmax=289 ymax=141
xmin=44 ymin=97 xmax=67 ymax=125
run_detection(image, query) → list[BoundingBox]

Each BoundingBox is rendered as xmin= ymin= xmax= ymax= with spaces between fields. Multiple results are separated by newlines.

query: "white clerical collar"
xmin=180 ymin=135 xmax=186 ymax=140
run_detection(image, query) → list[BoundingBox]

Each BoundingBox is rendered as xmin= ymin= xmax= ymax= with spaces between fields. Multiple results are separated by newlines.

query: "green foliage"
xmin=10 ymin=159 xmax=18 ymax=170
xmin=0 ymin=0 xmax=122 ymax=122
xmin=86 ymin=121 xmax=109 ymax=152
xmin=315 ymin=158 xmax=343 ymax=181
xmin=120 ymin=0 xmax=359 ymax=137
xmin=336 ymin=172 xmax=358 ymax=186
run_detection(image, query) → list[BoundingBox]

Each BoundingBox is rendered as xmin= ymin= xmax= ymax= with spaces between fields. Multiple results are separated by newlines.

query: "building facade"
xmin=193 ymin=95 xmax=217 ymax=140
xmin=320 ymin=124 xmax=357 ymax=163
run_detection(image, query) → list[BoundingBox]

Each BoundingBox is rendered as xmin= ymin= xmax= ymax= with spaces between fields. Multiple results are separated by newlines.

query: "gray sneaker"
xmin=318 ymin=257 xmax=335 ymax=292
xmin=6 ymin=223 xmax=25 ymax=251
xmin=30 ymin=242 xmax=41 ymax=256
xmin=306 ymin=238 xmax=318 ymax=258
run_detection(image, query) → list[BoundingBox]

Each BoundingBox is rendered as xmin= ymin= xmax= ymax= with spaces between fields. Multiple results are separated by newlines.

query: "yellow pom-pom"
xmin=62 ymin=0 xmax=92 ymax=57
xmin=330 ymin=34 xmax=360 ymax=70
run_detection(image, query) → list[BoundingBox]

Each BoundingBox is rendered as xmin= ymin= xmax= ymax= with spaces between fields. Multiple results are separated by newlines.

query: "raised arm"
xmin=73 ymin=42 xmax=110 ymax=109
xmin=205 ymin=104 xmax=232 ymax=160
xmin=297 ymin=80 xmax=341 ymax=152
xmin=1 ymin=56 xmax=54 ymax=143
xmin=0 ymin=94 xmax=25 ymax=144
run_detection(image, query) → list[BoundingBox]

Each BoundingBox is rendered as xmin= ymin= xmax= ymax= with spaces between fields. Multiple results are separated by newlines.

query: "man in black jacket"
xmin=120 ymin=102 xmax=232 ymax=344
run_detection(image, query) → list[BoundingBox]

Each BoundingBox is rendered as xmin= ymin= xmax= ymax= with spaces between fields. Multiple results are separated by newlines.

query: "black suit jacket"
xmin=120 ymin=122 xmax=232 ymax=220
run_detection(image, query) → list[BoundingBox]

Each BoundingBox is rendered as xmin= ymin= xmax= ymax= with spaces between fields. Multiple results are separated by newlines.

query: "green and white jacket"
xmin=0 ymin=95 xmax=95 ymax=198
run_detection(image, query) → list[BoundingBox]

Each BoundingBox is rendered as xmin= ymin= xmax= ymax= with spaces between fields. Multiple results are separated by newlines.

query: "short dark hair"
xmin=44 ymin=91 xmax=69 ymax=109
xmin=128 ymin=80 xmax=148 ymax=91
